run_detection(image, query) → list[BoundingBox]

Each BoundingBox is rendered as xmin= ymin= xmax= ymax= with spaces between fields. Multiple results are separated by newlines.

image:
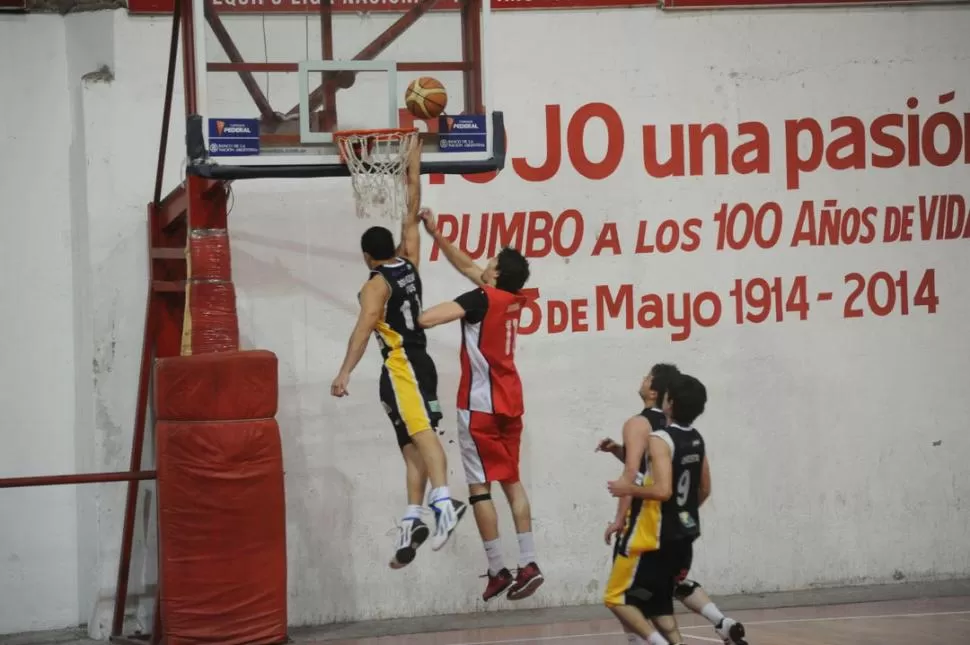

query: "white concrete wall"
xmin=0 ymin=14 xmax=81 ymax=634
xmin=1 ymin=3 xmax=970 ymax=636
xmin=0 ymin=10 xmax=182 ymax=636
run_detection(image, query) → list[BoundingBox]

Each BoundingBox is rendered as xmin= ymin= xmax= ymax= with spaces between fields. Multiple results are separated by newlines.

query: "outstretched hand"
xmin=419 ymin=208 xmax=437 ymax=234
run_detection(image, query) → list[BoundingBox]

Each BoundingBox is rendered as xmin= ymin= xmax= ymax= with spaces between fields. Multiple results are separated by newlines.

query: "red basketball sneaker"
xmin=482 ymin=568 xmax=514 ymax=602
xmin=507 ymin=562 xmax=544 ymax=600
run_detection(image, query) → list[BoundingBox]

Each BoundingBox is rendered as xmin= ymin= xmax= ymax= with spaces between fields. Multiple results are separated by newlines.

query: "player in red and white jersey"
xmin=453 ymin=280 xmax=525 ymax=420
xmin=417 ymin=210 xmax=544 ymax=602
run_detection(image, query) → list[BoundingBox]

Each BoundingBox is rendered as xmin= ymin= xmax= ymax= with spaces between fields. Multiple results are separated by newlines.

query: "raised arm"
xmin=420 ymin=210 xmax=485 ymax=286
xmin=396 ymin=140 xmax=423 ymax=267
xmin=331 ymin=276 xmax=389 ymax=397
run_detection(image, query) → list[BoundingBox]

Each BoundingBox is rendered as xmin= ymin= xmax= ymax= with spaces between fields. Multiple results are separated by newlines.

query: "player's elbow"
xmin=417 ymin=312 xmax=435 ymax=328
xmin=356 ymin=310 xmax=382 ymax=334
xmin=655 ymin=484 xmax=673 ymax=502
xmin=354 ymin=320 xmax=377 ymax=340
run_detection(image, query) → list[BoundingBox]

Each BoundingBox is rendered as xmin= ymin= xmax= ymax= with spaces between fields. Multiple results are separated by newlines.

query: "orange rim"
xmin=333 ymin=127 xmax=418 ymax=138
xmin=334 ymin=127 xmax=418 ymax=163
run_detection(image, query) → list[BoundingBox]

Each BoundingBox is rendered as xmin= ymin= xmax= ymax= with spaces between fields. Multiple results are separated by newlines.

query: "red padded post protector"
xmin=154 ymin=350 xmax=287 ymax=645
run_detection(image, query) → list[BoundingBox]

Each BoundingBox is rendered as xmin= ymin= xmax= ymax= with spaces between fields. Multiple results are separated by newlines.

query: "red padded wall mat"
xmin=154 ymin=350 xmax=286 ymax=645
xmin=156 ymin=418 xmax=287 ymax=645
xmin=154 ymin=350 xmax=278 ymax=422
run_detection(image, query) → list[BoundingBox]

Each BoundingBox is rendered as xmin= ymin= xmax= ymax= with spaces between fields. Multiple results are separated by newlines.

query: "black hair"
xmin=667 ymin=374 xmax=707 ymax=426
xmin=360 ymin=226 xmax=396 ymax=261
xmin=648 ymin=363 xmax=680 ymax=406
xmin=495 ymin=247 xmax=530 ymax=293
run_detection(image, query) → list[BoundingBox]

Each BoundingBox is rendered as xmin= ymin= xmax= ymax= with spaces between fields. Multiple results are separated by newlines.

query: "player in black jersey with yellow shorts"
xmin=331 ymin=143 xmax=466 ymax=569
xmin=599 ymin=364 xmax=680 ymax=548
xmin=607 ymin=373 xmax=748 ymax=645
xmin=598 ymin=364 xmax=681 ymax=645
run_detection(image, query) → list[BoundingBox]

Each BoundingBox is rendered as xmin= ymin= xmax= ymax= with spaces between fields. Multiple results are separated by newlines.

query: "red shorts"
xmin=456 ymin=409 xmax=523 ymax=484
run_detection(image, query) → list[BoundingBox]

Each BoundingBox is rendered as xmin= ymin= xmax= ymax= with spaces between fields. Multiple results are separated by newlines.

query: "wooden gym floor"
xmin=305 ymin=598 xmax=970 ymax=645
xmin=3 ymin=580 xmax=968 ymax=645
xmin=307 ymin=596 xmax=970 ymax=645
xmin=294 ymin=580 xmax=970 ymax=645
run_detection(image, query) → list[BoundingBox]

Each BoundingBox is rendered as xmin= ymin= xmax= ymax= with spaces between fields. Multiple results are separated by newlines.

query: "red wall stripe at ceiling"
xmin=125 ymin=0 xmax=959 ymax=15
xmin=663 ymin=0 xmax=951 ymax=7
xmin=127 ymin=0 xmax=653 ymax=15
xmin=0 ymin=0 xmax=27 ymax=11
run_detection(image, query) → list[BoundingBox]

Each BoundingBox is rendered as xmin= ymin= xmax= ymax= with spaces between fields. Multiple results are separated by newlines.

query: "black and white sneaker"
xmin=430 ymin=498 xmax=467 ymax=550
xmin=389 ymin=518 xmax=430 ymax=569
xmin=715 ymin=618 xmax=748 ymax=645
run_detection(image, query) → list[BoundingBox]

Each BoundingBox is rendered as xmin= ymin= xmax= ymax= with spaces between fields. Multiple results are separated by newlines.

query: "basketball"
xmin=405 ymin=77 xmax=448 ymax=119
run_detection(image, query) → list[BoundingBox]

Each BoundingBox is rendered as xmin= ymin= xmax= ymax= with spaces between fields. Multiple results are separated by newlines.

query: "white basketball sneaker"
xmin=430 ymin=497 xmax=466 ymax=550
xmin=389 ymin=517 xmax=430 ymax=569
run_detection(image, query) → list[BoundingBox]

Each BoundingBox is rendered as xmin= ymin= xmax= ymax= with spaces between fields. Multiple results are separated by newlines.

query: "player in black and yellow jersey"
xmin=599 ymin=368 xmax=746 ymax=645
xmin=599 ymin=364 xmax=680 ymax=551
xmin=331 ymin=142 xmax=466 ymax=569
xmin=598 ymin=364 xmax=681 ymax=645
xmin=607 ymin=374 xmax=747 ymax=645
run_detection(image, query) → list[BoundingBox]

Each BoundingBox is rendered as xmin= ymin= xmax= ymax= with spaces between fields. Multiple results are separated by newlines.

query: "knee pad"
xmin=674 ymin=578 xmax=701 ymax=600
xmin=469 ymin=493 xmax=492 ymax=505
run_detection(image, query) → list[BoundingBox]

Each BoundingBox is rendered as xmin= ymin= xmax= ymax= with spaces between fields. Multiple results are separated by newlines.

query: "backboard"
xmin=184 ymin=0 xmax=504 ymax=179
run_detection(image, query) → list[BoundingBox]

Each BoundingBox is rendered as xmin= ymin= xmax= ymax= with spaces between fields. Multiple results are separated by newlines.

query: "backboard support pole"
xmin=460 ymin=0 xmax=484 ymax=113
xmin=110 ymin=1 xmax=187 ymax=639
xmin=111 ymin=174 xmax=224 ymax=643
xmin=203 ymin=1 xmax=278 ymax=123
xmin=112 ymin=3 xmax=204 ymax=638
xmin=319 ymin=0 xmax=338 ymax=133
xmin=285 ymin=0 xmax=445 ymax=118
xmin=180 ymin=0 xmax=198 ymax=116
xmin=154 ymin=0 xmax=182 ymax=207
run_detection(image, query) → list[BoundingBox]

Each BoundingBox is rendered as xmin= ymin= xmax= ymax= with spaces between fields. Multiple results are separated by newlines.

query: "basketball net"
xmin=334 ymin=128 xmax=419 ymax=220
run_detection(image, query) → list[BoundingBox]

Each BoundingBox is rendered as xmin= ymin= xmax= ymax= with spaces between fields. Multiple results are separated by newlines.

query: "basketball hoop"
xmin=334 ymin=127 xmax=419 ymax=220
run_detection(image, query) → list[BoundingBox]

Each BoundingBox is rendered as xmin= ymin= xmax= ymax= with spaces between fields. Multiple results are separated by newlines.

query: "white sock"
xmin=701 ymin=602 xmax=725 ymax=626
xmin=404 ymin=505 xmax=422 ymax=521
xmin=430 ymin=486 xmax=451 ymax=508
xmin=647 ymin=633 xmax=668 ymax=645
xmin=484 ymin=538 xmax=505 ymax=576
xmin=516 ymin=531 xmax=536 ymax=567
